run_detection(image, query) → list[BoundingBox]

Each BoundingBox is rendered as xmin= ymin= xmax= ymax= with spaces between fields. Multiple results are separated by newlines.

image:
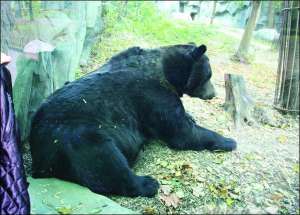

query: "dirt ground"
xmin=109 ymin=43 xmax=299 ymax=214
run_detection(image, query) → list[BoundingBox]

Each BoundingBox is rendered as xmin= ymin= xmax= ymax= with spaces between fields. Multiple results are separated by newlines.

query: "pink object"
xmin=0 ymin=53 xmax=11 ymax=64
xmin=23 ymin=39 xmax=55 ymax=60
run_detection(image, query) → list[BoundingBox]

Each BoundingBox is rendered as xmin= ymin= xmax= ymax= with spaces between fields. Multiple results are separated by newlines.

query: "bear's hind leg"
xmin=64 ymin=131 xmax=159 ymax=197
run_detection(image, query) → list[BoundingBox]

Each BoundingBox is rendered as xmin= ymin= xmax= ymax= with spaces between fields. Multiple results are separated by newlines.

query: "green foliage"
xmin=82 ymin=1 xmax=237 ymax=76
xmin=31 ymin=1 xmax=41 ymax=16
xmin=273 ymin=1 xmax=283 ymax=12
xmin=114 ymin=2 xmax=230 ymax=46
xmin=231 ymin=1 xmax=249 ymax=9
xmin=207 ymin=179 xmax=240 ymax=207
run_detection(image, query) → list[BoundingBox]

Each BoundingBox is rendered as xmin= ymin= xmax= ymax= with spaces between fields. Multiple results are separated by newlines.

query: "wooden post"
xmin=224 ymin=74 xmax=281 ymax=128
xmin=224 ymin=74 xmax=254 ymax=127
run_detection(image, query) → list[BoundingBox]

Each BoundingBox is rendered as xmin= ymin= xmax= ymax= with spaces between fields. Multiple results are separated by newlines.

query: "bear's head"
xmin=163 ymin=44 xmax=216 ymax=100
xmin=185 ymin=45 xmax=215 ymax=100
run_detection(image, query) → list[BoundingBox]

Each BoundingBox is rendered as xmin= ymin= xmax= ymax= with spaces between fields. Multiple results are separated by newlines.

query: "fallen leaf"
xmin=160 ymin=185 xmax=172 ymax=195
xmin=265 ymin=206 xmax=279 ymax=214
xmin=229 ymin=192 xmax=240 ymax=200
xmin=159 ymin=161 xmax=168 ymax=167
xmin=192 ymin=186 xmax=204 ymax=197
xmin=271 ymin=193 xmax=284 ymax=202
xmin=217 ymin=129 xmax=225 ymax=135
xmin=195 ymin=176 xmax=206 ymax=182
xmin=219 ymin=187 xmax=229 ymax=197
xmin=292 ymin=163 xmax=299 ymax=173
xmin=277 ymin=135 xmax=287 ymax=144
xmin=175 ymin=190 xmax=185 ymax=199
xmin=181 ymin=163 xmax=193 ymax=170
xmin=226 ymin=197 xmax=234 ymax=207
xmin=208 ymin=184 xmax=217 ymax=193
xmin=159 ymin=193 xmax=180 ymax=208
xmin=175 ymin=171 xmax=181 ymax=177
xmin=143 ymin=207 xmax=156 ymax=215
xmin=169 ymin=178 xmax=182 ymax=188
xmin=160 ymin=179 xmax=171 ymax=185
xmin=56 ymin=206 xmax=73 ymax=214
xmin=280 ymin=123 xmax=288 ymax=129
xmin=213 ymin=157 xmax=224 ymax=164
xmin=206 ymin=166 xmax=216 ymax=174
xmin=245 ymin=153 xmax=256 ymax=161
xmin=166 ymin=164 xmax=175 ymax=170
xmin=90 ymin=208 xmax=102 ymax=214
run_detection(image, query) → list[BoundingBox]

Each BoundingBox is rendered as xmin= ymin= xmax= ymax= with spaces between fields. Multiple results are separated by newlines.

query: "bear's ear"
xmin=190 ymin=45 xmax=207 ymax=60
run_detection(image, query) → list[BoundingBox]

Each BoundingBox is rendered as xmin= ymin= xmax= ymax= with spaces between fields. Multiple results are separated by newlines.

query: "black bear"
xmin=99 ymin=44 xmax=216 ymax=99
xmin=30 ymin=44 xmax=236 ymax=197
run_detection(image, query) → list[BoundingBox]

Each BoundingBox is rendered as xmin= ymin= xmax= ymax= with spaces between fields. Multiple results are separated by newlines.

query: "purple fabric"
xmin=1 ymin=64 xmax=30 ymax=214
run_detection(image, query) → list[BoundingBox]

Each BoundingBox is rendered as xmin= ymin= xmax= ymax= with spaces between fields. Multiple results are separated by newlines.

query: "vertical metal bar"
xmin=278 ymin=7 xmax=288 ymax=107
xmin=276 ymin=8 xmax=285 ymax=106
xmin=274 ymin=8 xmax=286 ymax=106
xmin=29 ymin=1 xmax=34 ymax=21
xmin=293 ymin=9 xmax=300 ymax=111
xmin=278 ymin=3 xmax=288 ymax=107
xmin=273 ymin=8 xmax=283 ymax=106
xmin=294 ymin=76 xmax=300 ymax=111
xmin=280 ymin=5 xmax=292 ymax=109
xmin=286 ymin=8 xmax=299 ymax=109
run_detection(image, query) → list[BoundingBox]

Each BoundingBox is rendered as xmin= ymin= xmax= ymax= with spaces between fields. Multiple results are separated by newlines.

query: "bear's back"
xmin=31 ymin=71 xmax=152 ymax=125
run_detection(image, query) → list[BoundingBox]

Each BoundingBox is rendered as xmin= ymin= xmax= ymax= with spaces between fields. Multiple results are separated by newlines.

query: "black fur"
xmin=98 ymin=44 xmax=216 ymax=99
xmin=30 ymin=44 xmax=236 ymax=197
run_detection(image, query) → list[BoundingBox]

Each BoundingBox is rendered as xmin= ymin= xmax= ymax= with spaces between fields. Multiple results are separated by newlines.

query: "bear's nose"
xmin=203 ymin=91 xmax=216 ymax=100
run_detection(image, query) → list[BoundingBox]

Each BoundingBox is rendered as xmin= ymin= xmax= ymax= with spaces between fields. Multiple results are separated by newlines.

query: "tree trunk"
xmin=267 ymin=1 xmax=274 ymax=28
xmin=225 ymin=74 xmax=281 ymax=127
xmin=123 ymin=1 xmax=128 ymax=17
xmin=199 ymin=1 xmax=202 ymax=12
xmin=276 ymin=0 xmax=299 ymax=113
xmin=233 ymin=1 xmax=262 ymax=63
xmin=224 ymin=74 xmax=254 ymax=127
xmin=118 ymin=1 xmax=128 ymax=21
xmin=15 ymin=1 xmax=22 ymax=18
xmin=1 ymin=1 xmax=15 ymax=52
xmin=210 ymin=1 xmax=217 ymax=25
xmin=179 ymin=1 xmax=185 ymax=13
xmin=28 ymin=1 xmax=34 ymax=21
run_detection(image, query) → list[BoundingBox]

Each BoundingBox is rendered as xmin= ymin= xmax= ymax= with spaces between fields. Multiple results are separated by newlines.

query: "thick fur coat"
xmin=30 ymin=44 xmax=236 ymax=197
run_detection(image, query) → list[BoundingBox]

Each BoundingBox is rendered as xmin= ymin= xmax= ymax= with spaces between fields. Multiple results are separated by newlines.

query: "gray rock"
xmin=254 ymin=28 xmax=280 ymax=42
xmin=28 ymin=177 xmax=135 ymax=214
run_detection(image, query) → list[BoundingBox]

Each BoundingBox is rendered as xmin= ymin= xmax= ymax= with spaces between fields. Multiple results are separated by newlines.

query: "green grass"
xmin=108 ymin=2 xmax=236 ymax=48
xmin=79 ymin=2 xmax=237 ymax=76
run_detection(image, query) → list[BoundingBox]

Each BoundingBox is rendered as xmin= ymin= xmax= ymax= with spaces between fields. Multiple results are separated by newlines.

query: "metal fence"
xmin=274 ymin=1 xmax=299 ymax=114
